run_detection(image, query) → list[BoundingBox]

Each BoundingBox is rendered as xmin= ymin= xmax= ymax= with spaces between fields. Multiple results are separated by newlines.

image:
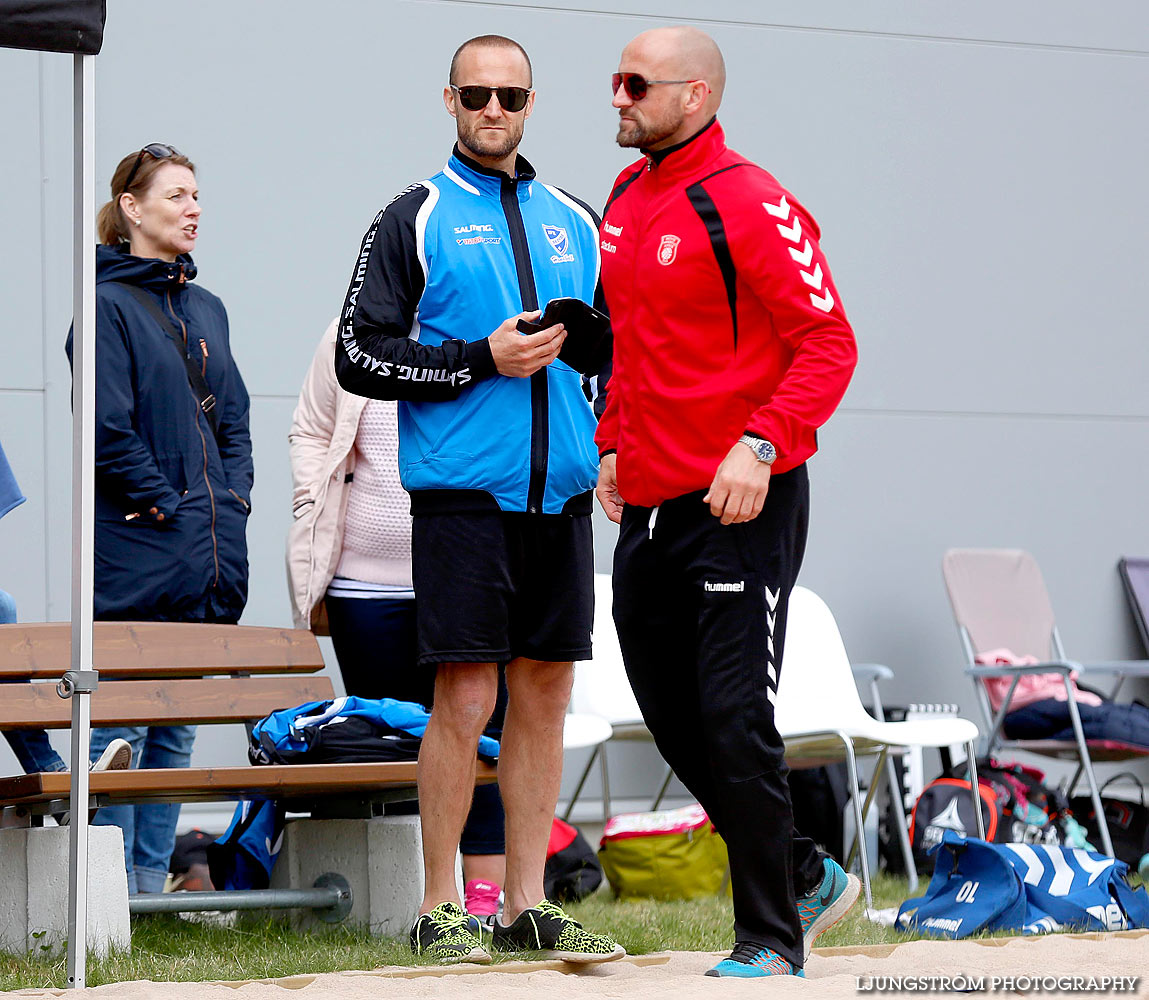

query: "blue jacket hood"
xmin=96 ymin=242 xmax=198 ymax=291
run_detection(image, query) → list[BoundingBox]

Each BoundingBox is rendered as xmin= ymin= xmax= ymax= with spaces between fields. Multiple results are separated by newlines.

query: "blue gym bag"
xmin=897 ymin=831 xmax=1149 ymax=937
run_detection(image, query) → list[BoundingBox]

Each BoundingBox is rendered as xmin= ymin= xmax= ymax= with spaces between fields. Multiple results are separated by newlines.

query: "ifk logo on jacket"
xmin=544 ymin=225 xmax=574 ymax=263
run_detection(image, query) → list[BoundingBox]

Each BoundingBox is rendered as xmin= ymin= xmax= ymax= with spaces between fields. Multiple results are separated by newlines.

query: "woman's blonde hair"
xmin=97 ymin=146 xmax=196 ymax=245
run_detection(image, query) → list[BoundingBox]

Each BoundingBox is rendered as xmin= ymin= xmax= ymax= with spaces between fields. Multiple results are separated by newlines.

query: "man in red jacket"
xmin=595 ymin=26 xmax=860 ymax=978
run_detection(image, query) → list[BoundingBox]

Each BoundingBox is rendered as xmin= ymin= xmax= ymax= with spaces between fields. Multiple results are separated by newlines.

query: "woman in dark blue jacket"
xmin=66 ymin=143 xmax=253 ymax=893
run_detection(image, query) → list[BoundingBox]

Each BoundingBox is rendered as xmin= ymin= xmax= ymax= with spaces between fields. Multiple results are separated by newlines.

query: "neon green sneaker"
xmin=410 ymin=901 xmax=492 ymax=964
xmin=492 ymin=899 xmax=624 ymax=964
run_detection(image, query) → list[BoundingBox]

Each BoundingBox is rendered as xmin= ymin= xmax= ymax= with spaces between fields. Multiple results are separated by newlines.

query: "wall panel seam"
xmin=415 ymin=0 xmax=1149 ymax=58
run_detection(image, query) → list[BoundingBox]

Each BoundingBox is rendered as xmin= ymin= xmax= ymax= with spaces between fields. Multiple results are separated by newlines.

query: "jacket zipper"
xmin=499 ymin=177 xmax=548 ymax=514
xmin=167 ymin=290 xmax=220 ymax=588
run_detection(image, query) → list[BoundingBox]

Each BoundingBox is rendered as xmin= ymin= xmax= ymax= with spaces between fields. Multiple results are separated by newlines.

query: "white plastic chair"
xmin=565 ymin=573 xmax=669 ymax=821
xmin=777 ymin=586 xmax=983 ymax=910
xmin=562 ymin=713 xmax=613 ymax=764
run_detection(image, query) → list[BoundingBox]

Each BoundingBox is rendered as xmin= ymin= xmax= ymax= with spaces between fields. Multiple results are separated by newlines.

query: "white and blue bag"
xmin=897 ymin=831 xmax=1149 ymax=937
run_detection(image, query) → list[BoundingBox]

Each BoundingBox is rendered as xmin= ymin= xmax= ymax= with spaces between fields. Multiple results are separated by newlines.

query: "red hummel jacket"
xmin=595 ymin=120 xmax=857 ymax=508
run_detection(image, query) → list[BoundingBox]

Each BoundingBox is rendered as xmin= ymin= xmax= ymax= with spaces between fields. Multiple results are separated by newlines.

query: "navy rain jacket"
xmin=66 ymin=245 xmax=253 ymax=622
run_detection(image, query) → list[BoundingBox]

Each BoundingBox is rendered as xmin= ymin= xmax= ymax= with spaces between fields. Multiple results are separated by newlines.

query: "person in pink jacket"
xmin=287 ymin=319 xmax=506 ymax=925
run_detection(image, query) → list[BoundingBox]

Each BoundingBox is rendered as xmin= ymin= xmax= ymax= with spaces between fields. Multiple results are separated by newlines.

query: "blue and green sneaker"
xmin=798 ymin=856 xmax=861 ymax=959
xmin=706 ymin=942 xmax=804 ymax=978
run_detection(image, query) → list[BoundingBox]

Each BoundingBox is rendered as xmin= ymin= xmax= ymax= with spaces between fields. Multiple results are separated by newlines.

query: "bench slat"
xmin=0 ymin=761 xmax=498 ymax=806
xmin=0 ymin=676 xmax=335 ymax=729
xmin=0 ymin=623 xmax=325 ymax=680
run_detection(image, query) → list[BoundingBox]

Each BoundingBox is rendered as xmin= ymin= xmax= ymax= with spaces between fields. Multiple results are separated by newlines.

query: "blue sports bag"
xmin=897 ymin=831 xmax=1149 ymax=937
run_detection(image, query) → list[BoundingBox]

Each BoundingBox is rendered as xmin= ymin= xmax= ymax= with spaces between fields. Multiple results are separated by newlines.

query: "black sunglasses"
xmin=451 ymin=84 xmax=532 ymax=113
xmin=123 ymin=142 xmax=182 ymax=191
xmin=611 ymin=73 xmax=693 ymax=102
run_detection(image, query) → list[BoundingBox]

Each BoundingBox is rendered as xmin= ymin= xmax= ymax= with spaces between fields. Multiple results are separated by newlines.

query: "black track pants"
xmin=612 ymin=464 xmax=824 ymax=969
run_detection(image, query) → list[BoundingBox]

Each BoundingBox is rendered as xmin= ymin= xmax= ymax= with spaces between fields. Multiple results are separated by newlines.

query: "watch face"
xmin=741 ymin=435 xmax=775 ymax=463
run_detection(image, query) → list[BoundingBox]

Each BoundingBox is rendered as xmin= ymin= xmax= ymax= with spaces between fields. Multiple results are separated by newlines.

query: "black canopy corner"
xmin=0 ymin=0 xmax=106 ymax=55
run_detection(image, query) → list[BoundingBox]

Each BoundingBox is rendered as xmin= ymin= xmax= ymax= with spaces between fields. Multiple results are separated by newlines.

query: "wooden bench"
xmin=0 ymin=621 xmax=495 ymax=817
xmin=0 ymin=621 xmax=496 ymax=949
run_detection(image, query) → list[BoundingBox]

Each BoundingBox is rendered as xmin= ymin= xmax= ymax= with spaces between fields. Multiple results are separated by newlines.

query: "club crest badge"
xmin=543 ymin=225 xmax=568 ymax=256
xmin=657 ymin=234 xmax=681 ymax=266
xmin=543 ymin=224 xmax=575 ymax=263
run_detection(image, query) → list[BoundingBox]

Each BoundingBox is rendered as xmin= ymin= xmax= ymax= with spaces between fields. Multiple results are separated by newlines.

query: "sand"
xmin=5 ymin=933 xmax=1148 ymax=999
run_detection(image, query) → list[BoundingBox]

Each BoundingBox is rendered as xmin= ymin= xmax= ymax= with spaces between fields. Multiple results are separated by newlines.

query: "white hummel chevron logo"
xmin=762 ymin=195 xmax=790 ymax=219
xmin=764 ymin=586 xmax=781 ymax=611
xmin=767 ymin=664 xmax=777 ymax=684
xmin=799 ymin=263 xmax=823 ymax=289
xmin=788 ymin=240 xmax=813 ymax=267
xmin=769 ymin=196 xmax=834 ymax=314
xmin=929 ymin=798 xmax=966 ymax=832
xmin=766 ymin=612 xmax=777 ymax=634
xmin=767 ymin=688 xmax=777 ymax=705
xmin=810 ymin=289 xmax=835 ymax=312
xmin=767 ymin=636 xmax=775 ymax=657
xmin=776 ymin=217 xmax=802 ymax=242
xmin=1072 ymin=848 xmax=1115 ymax=886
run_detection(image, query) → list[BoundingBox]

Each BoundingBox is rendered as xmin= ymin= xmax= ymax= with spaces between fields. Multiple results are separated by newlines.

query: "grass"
xmin=0 ymin=871 xmax=918 ymax=991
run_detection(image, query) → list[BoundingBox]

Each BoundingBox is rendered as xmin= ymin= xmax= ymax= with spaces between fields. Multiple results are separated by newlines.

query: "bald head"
xmin=624 ymin=26 xmax=725 ymax=114
xmin=613 ymin=26 xmax=725 ymax=151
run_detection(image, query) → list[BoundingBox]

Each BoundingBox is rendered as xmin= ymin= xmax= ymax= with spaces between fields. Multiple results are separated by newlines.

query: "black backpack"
xmin=544 ymin=818 xmax=603 ymax=903
xmin=1069 ymin=773 xmax=1149 ymax=868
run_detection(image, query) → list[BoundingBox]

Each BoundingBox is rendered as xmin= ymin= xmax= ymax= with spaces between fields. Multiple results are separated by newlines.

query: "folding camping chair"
xmin=942 ymin=548 xmax=1149 ymax=858
xmin=777 ymin=586 xmax=982 ymax=910
xmin=1119 ymin=558 xmax=1149 ymax=657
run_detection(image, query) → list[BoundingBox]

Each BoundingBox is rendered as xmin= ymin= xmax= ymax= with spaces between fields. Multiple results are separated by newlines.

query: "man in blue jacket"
xmin=335 ymin=34 xmax=620 ymax=965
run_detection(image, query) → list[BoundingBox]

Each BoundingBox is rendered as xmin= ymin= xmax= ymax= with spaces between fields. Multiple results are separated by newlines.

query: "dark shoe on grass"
xmin=492 ymin=899 xmax=624 ymax=964
xmin=410 ymin=901 xmax=492 ymax=964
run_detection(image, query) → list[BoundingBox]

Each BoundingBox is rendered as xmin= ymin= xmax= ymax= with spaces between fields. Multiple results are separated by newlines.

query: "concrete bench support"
xmin=269 ymin=814 xmax=460 ymax=937
xmin=0 ymin=826 xmax=130 ymax=957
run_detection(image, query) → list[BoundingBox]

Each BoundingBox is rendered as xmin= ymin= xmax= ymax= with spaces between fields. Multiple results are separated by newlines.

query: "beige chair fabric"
xmin=942 ymin=548 xmax=1056 ymax=660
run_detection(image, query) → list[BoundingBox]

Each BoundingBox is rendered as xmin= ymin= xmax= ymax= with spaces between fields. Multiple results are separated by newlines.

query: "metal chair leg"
xmin=965 ymin=744 xmax=986 ymax=841
xmin=600 ymin=743 xmax=612 ymax=823
xmin=883 ymin=751 xmax=918 ymax=894
xmin=651 ymin=764 xmax=674 ymax=810
xmin=1065 ymin=761 xmax=1085 ymax=798
xmin=1064 ymin=698 xmax=1114 ymax=857
xmin=839 ymin=733 xmax=873 ymax=912
xmin=562 ymin=745 xmax=598 ymax=823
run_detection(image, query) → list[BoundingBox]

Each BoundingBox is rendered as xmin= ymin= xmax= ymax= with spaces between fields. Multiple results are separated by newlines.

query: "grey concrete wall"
xmin=2 ymin=1 xmax=1148 ymax=814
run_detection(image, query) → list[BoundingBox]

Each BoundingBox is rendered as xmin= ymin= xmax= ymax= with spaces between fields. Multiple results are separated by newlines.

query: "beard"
xmin=457 ymin=115 xmax=524 ymax=162
xmin=616 ymin=107 xmax=684 ymax=149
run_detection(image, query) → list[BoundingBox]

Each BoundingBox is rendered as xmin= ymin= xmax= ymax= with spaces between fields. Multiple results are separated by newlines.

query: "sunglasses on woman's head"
xmin=451 ymin=84 xmax=532 ymax=113
xmin=611 ymin=73 xmax=694 ymax=102
xmin=123 ymin=143 xmax=182 ymax=191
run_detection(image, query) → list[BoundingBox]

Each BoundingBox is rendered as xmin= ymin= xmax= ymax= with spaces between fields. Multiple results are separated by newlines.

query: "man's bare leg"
xmin=417 ymin=661 xmax=498 ymax=914
xmin=499 ymin=657 xmax=573 ymax=922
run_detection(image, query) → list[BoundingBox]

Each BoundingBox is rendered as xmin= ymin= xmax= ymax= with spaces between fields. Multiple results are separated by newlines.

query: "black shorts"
xmin=411 ymin=507 xmax=594 ymax=667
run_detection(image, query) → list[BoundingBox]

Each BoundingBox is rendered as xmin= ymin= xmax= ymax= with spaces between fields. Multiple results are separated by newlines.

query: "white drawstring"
xmin=648 ymin=506 xmax=659 ymax=539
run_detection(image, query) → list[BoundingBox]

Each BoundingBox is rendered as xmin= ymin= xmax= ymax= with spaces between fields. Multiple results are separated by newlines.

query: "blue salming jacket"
xmin=334 ymin=146 xmax=606 ymax=515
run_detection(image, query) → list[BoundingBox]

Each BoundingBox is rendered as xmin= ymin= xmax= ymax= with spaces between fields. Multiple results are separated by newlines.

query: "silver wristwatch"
xmin=738 ymin=434 xmax=776 ymax=465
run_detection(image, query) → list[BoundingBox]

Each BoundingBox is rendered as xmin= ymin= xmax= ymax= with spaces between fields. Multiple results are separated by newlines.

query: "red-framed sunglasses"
xmin=611 ymin=73 xmax=694 ymax=101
